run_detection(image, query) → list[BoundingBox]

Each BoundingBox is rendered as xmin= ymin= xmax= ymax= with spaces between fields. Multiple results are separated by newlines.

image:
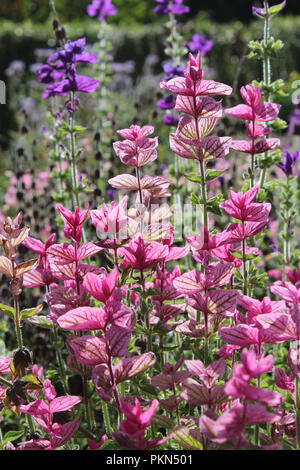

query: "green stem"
xmin=242 ymin=224 xmax=248 ymax=295
xmin=260 ymin=1 xmax=271 ymax=188
xmin=14 ymin=296 xmax=23 ymax=351
xmin=0 ymin=376 xmax=12 ymax=387
xmin=102 ymin=400 xmax=112 ymax=437
xmin=53 ymin=328 xmax=68 ymax=393
xmin=199 ymin=159 xmax=208 ymax=229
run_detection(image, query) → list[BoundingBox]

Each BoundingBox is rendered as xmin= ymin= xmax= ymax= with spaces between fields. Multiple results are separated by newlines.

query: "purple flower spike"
xmin=277 ymin=151 xmax=300 ymax=176
xmin=154 ymin=0 xmax=190 ymax=17
xmin=162 ymin=63 xmax=186 ymax=82
xmin=188 ymin=34 xmax=214 ymax=56
xmin=51 ymin=75 xmax=100 ymax=95
xmin=163 ymin=113 xmax=180 ymax=126
xmin=87 ymin=0 xmax=117 ymax=21
xmin=157 ymin=95 xmax=176 ymax=110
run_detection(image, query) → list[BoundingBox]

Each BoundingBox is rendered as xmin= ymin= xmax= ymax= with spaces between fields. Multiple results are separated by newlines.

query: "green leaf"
xmin=231 ymin=250 xmax=259 ymax=261
xmin=172 ymin=426 xmax=203 ymax=450
xmin=145 ymin=288 xmax=162 ymax=296
xmin=185 ymin=173 xmax=203 ymax=184
xmin=101 ymin=439 xmax=121 ymax=450
xmin=205 ymin=169 xmax=226 ymax=182
xmin=3 ymin=430 xmax=24 ymax=444
xmin=21 ymin=375 xmax=43 ymax=389
xmin=20 ymin=304 xmax=43 ymax=320
xmin=0 ymin=304 xmax=15 ymax=319
xmin=26 ymin=316 xmax=54 ymax=329
xmin=269 ymin=1 xmax=286 ymax=16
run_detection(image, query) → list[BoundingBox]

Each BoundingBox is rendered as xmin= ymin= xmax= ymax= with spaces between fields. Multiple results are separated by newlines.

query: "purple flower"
xmin=66 ymin=96 xmax=80 ymax=113
xmin=277 ymin=151 xmax=300 ymax=176
xmin=154 ymin=0 xmax=190 ymax=17
xmin=288 ymin=109 xmax=300 ymax=136
xmin=37 ymin=64 xmax=65 ymax=84
xmin=5 ymin=60 xmax=25 ymax=77
xmin=157 ymin=94 xmax=176 ymax=110
xmin=48 ymin=38 xmax=97 ymax=65
xmin=162 ymin=63 xmax=186 ymax=81
xmin=107 ymin=188 xmax=116 ymax=199
xmin=188 ymin=34 xmax=213 ymax=56
xmin=38 ymin=37 xmax=99 ymax=100
xmin=87 ymin=0 xmax=117 ymax=21
xmin=51 ymin=75 xmax=99 ymax=95
xmin=163 ymin=113 xmax=180 ymax=126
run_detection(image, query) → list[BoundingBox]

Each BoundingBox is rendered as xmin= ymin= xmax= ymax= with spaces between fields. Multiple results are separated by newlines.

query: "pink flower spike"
xmin=90 ymin=196 xmax=129 ymax=235
xmin=240 ymin=348 xmax=274 ymax=379
xmin=240 ymin=84 xmax=262 ymax=108
xmin=119 ymin=398 xmax=159 ymax=438
xmin=43 ymin=379 xmax=56 ymax=402
xmin=220 ymin=186 xmax=271 ymax=223
xmin=275 ymin=368 xmax=295 ymax=393
xmin=83 ymin=269 xmax=119 ymax=304
xmin=56 ymin=204 xmax=89 ymax=245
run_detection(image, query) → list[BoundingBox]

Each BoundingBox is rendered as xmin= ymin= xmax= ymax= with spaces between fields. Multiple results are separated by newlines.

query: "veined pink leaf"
xmin=68 ymin=336 xmax=108 ymax=365
xmin=254 ymin=102 xmax=281 ymax=121
xmin=181 ymin=379 xmax=227 ymax=406
xmin=114 ymin=353 xmax=156 ymax=384
xmin=226 ymin=104 xmax=253 ymax=120
xmin=50 ymin=420 xmax=79 ymax=449
xmin=176 ymin=320 xmax=205 ymax=338
xmin=23 ymin=269 xmax=46 ymax=288
xmin=205 ymin=263 xmax=235 ymax=289
xmin=254 ymin=138 xmax=280 ymax=154
xmin=165 ymin=246 xmax=190 ymax=262
xmin=230 ymin=140 xmax=252 ymax=153
xmin=185 ymin=358 xmax=225 ymax=387
xmin=48 ymin=244 xmax=76 ymax=265
xmin=169 ymin=133 xmax=199 ymax=160
xmin=19 ymin=399 xmax=49 ymax=416
xmin=175 ymin=96 xmax=223 ymax=119
xmin=160 ymin=76 xmax=194 ymax=96
xmin=105 ymin=326 xmax=131 ymax=357
xmin=201 ymin=136 xmax=232 ymax=160
xmin=138 ymin=148 xmax=158 ymax=167
xmin=49 ymin=396 xmax=82 ymax=413
xmin=220 ymin=324 xmax=260 ymax=346
xmin=176 ymin=116 xmax=219 ymax=140
xmin=206 ymin=289 xmax=239 ymax=316
xmin=196 ymin=80 xmax=232 ymax=97
xmin=256 ymin=313 xmax=297 ymax=341
xmin=0 ymin=257 xmax=14 ymax=277
xmin=108 ymin=174 xmax=139 ymax=190
xmin=173 ymin=270 xmax=204 ymax=293
xmin=15 ymin=258 xmax=39 ymax=276
xmin=141 ymin=175 xmax=171 ymax=193
xmin=57 ymin=307 xmax=108 ymax=331
xmin=10 ymin=226 xmax=30 ymax=247
xmin=77 ymin=242 xmax=102 ymax=260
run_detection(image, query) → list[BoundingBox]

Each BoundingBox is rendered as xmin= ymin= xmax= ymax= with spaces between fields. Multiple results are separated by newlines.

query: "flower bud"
xmin=13 ymin=347 xmax=32 ymax=374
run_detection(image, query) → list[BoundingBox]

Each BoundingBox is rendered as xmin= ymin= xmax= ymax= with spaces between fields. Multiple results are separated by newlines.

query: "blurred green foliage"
xmin=0 ymin=0 xmax=157 ymax=25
